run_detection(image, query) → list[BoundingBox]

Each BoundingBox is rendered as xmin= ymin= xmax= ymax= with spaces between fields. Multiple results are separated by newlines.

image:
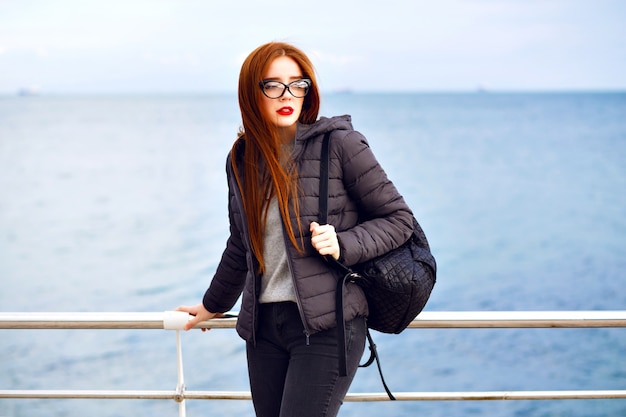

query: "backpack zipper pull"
xmin=303 ymin=330 xmax=310 ymax=346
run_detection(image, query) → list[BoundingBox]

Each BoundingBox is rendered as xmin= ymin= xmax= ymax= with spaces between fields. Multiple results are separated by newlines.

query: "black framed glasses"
xmin=259 ymin=79 xmax=311 ymax=99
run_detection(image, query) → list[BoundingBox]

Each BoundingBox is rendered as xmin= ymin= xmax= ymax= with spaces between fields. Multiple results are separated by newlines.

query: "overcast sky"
xmin=1 ymin=0 xmax=625 ymax=94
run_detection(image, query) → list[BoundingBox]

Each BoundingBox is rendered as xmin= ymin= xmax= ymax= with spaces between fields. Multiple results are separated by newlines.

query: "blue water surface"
xmin=1 ymin=92 xmax=625 ymax=416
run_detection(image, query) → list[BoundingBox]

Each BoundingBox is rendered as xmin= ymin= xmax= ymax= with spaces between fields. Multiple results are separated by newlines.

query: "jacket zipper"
xmin=286 ymin=135 xmax=312 ymax=345
xmin=281 ymin=208 xmax=312 ymax=346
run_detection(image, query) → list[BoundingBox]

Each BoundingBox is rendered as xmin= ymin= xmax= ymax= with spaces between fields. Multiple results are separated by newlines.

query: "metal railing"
xmin=2 ymin=311 xmax=626 ymax=416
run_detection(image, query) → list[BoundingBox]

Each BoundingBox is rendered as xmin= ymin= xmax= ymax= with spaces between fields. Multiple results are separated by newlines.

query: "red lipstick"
xmin=277 ymin=107 xmax=294 ymax=116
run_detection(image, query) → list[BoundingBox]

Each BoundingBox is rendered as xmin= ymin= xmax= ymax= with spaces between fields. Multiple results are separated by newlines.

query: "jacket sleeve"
xmin=334 ymin=130 xmax=414 ymax=266
xmin=202 ymin=156 xmax=248 ymax=313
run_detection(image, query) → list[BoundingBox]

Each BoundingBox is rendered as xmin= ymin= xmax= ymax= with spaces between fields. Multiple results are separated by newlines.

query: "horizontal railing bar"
xmin=1 ymin=311 xmax=626 ymax=330
xmin=2 ymin=389 xmax=625 ymax=401
xmin=0 ymin=312 xmax=167 ymax=329
xmin=407 ymin=311 xmax=626 ymax=328
xmin=344 ymin=390 xmax=626 ymax=401
xmin=0 ymin=390 xmax=179 ymax=400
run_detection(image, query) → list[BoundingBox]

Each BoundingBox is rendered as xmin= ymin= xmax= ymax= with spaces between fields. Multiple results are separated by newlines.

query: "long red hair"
xmin=233 ymin=42 xmax=320 ymax=273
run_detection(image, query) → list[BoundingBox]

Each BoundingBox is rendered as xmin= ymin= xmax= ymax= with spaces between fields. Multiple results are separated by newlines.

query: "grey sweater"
xmin=259 ymin=197 xmax=296 ymax=303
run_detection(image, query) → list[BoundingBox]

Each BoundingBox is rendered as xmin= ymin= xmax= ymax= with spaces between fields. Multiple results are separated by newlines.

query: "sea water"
xmin=1 ymin=92 xmax=625 ymax=416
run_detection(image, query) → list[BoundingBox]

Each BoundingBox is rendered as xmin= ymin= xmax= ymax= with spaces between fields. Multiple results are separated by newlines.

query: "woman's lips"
xmin=277 ymin=107 xmax=294 ymax=116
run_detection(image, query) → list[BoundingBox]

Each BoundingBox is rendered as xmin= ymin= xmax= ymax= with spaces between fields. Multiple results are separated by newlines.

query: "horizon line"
xmin=3 ymin=87 xmax=626 ymax=98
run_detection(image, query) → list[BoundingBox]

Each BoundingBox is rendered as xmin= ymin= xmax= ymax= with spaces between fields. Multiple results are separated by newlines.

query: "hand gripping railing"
xmin=1 ymin=311 xmax=626 ymax=416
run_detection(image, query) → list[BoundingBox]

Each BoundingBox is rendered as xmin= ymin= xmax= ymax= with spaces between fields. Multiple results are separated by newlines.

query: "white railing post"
xmin=175 ymin=330 xmax=186 ymax=417
xmin=163 ymin=310 xmax=191 ymax=416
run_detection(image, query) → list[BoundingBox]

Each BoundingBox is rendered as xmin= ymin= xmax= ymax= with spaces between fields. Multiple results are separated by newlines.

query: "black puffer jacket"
xmin=202 ymin=115 xmax=414 ymax=342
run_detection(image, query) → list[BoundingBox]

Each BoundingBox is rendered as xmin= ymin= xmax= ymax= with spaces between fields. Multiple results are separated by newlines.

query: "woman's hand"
xmin=310 ymin=221 xmax=340 ymax=261
xmin=175 ymin=303 xmax=219 ymax=332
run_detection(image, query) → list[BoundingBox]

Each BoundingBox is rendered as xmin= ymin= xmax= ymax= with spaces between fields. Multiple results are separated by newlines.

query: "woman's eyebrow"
xmin=263 ymin=75 xmax=305 ymax=81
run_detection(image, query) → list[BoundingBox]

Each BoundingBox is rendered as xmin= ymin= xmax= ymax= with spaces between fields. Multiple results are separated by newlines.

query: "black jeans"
xmin=247 ymin=302 xmax=366 ymax=417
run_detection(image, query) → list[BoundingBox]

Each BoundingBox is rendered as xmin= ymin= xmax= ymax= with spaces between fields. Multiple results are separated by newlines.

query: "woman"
xmin=177 ymin=42 xmax=413 ymax=417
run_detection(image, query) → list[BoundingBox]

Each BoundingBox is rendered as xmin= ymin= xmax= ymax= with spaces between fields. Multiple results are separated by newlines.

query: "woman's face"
xmin=259 ymin=56 xmax=306 ymax=141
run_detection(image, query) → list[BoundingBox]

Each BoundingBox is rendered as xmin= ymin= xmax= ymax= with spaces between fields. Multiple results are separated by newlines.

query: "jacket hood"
xmin=295 ymin=115 xmax=354 ymax=144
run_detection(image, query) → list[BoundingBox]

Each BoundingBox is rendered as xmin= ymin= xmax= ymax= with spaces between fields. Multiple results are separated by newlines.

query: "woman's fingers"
xmin=310 ymin=222 xmax=340 ymax=260
xmin=175 ymin=304 xmax=216 ymax=331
